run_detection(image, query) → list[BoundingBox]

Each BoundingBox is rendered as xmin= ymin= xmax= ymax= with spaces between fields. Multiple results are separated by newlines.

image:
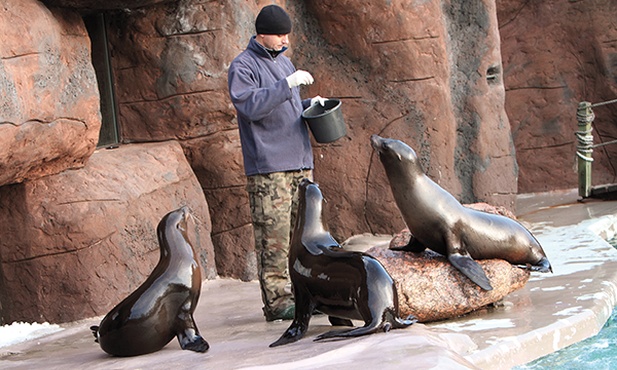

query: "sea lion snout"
xmin=304 ymin=182 xmax=322 ymax=201
xmin=371 ymin=134 xmax=417 ymax=164
xmin=370 ymin=134 xmax=385 ymax=151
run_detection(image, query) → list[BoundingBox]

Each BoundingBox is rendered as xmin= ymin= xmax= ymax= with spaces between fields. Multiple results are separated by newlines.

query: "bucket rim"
xmin=301 ymin=98 xmax=342 ymax=119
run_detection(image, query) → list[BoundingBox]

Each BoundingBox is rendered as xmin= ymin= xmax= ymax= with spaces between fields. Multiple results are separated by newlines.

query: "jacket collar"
xmin=248 ymin=36 xmax=288 ymax=60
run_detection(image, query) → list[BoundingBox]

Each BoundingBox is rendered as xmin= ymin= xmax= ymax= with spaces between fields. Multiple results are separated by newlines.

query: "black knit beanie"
xmin=255 ymin=5 xmax=292 ymax=35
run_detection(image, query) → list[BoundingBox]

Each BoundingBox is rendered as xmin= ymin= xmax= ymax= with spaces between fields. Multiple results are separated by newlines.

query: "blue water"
xmin=516 ymin=309 xmax=617 ymax=369
xmin=517 ymin=235 xmax=617 ymax=369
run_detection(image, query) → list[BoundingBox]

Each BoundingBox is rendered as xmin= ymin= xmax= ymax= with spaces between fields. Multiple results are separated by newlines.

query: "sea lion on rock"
xmin=370 ymin=135 xmax=551 ymax=291
xmin=90 ymin=206 xmax=209 ymax=356
xmin=270 ymin=179 xmax=416 ymax=347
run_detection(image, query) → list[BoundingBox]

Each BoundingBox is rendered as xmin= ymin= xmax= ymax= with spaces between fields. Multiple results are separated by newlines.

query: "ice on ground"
xmin=0 ymin=322 xmax=63 ymax=348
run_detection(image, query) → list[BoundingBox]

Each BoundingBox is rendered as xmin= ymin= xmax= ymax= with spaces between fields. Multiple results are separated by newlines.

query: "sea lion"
xmin=90 ymin=206 xmax=209 ymax=356
xmin=270 ymin=179 xmax=416 ymax=347
xmin=370 ymin=134 xmax=552 ymax=291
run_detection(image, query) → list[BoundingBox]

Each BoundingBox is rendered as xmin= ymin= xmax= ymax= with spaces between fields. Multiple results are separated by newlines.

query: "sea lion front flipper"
xmin=390 ymin=236 xmax=426 ymax=253
xmin=448 ymin=253 xmax=493 ymax=291
xmin=328 ymin=316 xmax=353 ymax=327
xmin=270 ymin=285 xmax=314 ymax=348
xmin=176 ymin=315 xmax=209 ymax=353
xmin=177 ymin=329 xmax=209 ymax=353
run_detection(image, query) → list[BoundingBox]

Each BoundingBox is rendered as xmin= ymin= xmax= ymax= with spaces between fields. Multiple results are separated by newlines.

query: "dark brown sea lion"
xmin=90 ymin=206 xmax=209 ymax=356
xmin=270 ymin=179 xmax=416 ymax=347
xmin=370 ymin=134 xmax=552 ymax=291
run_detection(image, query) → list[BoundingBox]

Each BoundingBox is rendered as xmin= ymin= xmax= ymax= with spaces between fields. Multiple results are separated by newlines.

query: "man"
xmin=227 ymin=4 xmax=324 ymax=321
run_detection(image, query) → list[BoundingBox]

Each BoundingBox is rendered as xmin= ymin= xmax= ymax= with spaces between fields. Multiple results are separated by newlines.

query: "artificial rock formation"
xmin=98 ymin=0 xmax=517 ymax=280
xmin=367 ymin=245 xmax=529 ymax=322
xmin=0 ymin=141 xmax=216 ymax=324
xmin=0 ymin=0 xmax=101 ymax=186
xmin=499 ymin=0 xmax=617 ymax=192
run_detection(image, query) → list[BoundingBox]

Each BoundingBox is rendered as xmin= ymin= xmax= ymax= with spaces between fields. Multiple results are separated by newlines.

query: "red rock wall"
xmin=499 ymin=0 xmax=617 ymax=192
xmin=0 ymin=1 xmax=101 ymax=186
xmin=104 ymin=0 xmax=518 ymax=280
xmin=0 ymin=0 xmax=218 ymax=324
xmin=0 ymin=141 xmax=216 ymax=324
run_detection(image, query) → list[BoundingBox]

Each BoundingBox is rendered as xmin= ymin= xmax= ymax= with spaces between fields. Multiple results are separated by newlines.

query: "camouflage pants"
xmin=246 ymin=169 xmax=313 ymax=318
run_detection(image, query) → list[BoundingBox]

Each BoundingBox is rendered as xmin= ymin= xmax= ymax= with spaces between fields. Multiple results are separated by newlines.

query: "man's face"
xmin=257 ymin=34 xmax=289 ymax=51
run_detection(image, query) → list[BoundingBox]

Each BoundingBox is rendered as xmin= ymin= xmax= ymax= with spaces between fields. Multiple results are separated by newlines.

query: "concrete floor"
xmin=1 ymin=189 xmax=616 ymax=369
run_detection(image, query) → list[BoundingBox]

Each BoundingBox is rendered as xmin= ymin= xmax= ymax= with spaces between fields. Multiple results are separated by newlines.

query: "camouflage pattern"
xmin=246 ymin=169 xmax=313 ymax=320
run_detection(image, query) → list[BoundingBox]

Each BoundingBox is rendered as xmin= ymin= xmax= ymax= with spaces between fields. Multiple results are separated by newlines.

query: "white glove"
xmin=286 ymin=70 xmax=314 ymax=88
xmin=311 ymin=95 xmax=326 ymax=106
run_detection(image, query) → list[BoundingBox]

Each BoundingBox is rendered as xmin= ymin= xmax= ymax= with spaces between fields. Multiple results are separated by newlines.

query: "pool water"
xmin=516 ymin=235 xmax=617 ymax=369
xmin=516 ymin=309 xmax=617 ymax=369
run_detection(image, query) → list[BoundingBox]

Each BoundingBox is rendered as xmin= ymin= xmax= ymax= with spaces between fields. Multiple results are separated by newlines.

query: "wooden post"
xmin=576 ymin=101 xmax=594 ymax=198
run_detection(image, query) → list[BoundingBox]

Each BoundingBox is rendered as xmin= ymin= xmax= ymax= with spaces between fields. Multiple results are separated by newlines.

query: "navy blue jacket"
xmin=228 ymin=36 xmax=313 ymax=176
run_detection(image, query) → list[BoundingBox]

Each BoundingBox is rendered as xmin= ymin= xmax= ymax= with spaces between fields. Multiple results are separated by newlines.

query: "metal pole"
xmin=576 ymin=101 xmax=594 ymax=198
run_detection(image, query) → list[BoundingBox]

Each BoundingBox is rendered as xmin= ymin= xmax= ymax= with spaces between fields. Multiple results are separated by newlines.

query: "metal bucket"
xmin=302 ymin=99 xmax=346 ymax=143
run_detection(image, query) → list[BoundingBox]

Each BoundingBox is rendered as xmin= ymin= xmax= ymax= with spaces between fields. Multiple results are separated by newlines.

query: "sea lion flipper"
xmin=448 ymin=253 xmax=493 ymax=291
xmin=328 ymin=316 xmax=353 ymax=327
xmin=315 ymin=323 xmax=380 ymax=341
xmin=270 ymin=289 xmax=314 ymax=348
xmin=531 ymin=256 xmax=553 ymax=273
xmin=178 ymin=330 xmax=209 ymax=353
xmin=270 ymin=319 xmax=310 ymax=347
xmin=90 ymin=325 xmax=99 ymax=343
xmin=390 ymin=236 xmax=426 ymax=253
xmin=176 ymin=314 xmax=210 ymax=353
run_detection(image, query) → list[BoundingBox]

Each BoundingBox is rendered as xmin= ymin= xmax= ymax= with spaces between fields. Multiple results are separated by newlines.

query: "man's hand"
xmin=286 ymin=70 xmax=314 ymax=88
xmin=310 ymin=96 xmax=326 ymax=106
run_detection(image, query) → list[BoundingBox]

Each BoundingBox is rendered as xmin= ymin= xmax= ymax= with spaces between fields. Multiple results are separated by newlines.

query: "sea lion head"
xmin=157 ymin=206 xmax=191 ymax=254
xmin=370 ymin=134 xmax=422 ymax=176
xmin=160 ymin=206 xmax=190 ymax=232
xmin=297 ymin=178 xmax=324 ymax=232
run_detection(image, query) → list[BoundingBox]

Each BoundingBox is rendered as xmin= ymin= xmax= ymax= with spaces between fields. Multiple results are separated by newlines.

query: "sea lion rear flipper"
xmin=530 ymin=256 xmax=553 ymax=273
xmin=89 ymin=325 xmax=99 ymax=343
xmin=328 ymin=316 xmax=353 ymax=327
xmin=448 ymin=253 xmax=493 ymax=291
xmin=390 ymin=236 xmax=426 ymax=253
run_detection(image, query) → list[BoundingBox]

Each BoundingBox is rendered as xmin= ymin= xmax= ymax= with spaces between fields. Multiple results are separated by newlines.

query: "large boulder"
xmin=367 ymin=245 xmax=530 ymax=322
xmin=0 ymin=0 xmax=101 ymax=187
xmin=0 ymin=141 xmax=216 ymax=324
